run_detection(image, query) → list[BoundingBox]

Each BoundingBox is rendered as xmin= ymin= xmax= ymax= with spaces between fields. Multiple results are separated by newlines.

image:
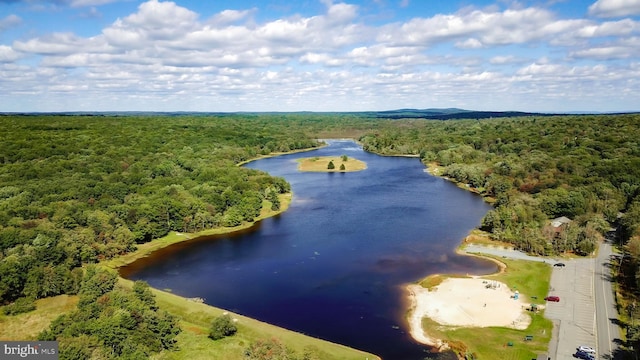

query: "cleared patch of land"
xmin=297 ymin=156 xmax=367 ymax=172
xmin=0 ymin=295 xmax=79 ymax=340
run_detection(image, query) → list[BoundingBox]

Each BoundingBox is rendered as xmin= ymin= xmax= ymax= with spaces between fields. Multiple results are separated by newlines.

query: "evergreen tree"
xmin=327 ymin=161 xmax=335 ymax=170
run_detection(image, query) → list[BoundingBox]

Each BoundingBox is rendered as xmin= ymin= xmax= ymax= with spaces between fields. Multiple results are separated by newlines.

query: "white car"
xmin=577 ymin=345 xmax=596 ymax=354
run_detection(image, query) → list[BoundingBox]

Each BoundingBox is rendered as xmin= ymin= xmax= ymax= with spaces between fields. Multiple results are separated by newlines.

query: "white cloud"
xmin=326 ymin=2 xmax=358 ymax=24
xmin=490 ymin=55 xmax=524 ymax=64
xmin=0 ymin=45 xmax=23 ymax=62
xmin=13 ymin=32 xmax=110 ymax=55
xmin=456 ymin=38 xmax=483 ymax=48
xmin=569 ymin=36 xmax=640 ymax=59
xmin=588 ymin=0 xmax=640 ymax=18
xmin=106 ymin=0 xmax=198 ymax=42
xmin=517 ymin=62 xmax=567 ymax=76
xmin=570 ymin=46 xmax=633 ymax=59
xmin=0 ymin=14 xmax=22 ymax=32
xmin=299 ymin=52 xmax=345 ymax=66
xmin=208 ymin=9 xmax=255 ymax=25
xmin=575 ymin=18 xmax=639 ymax=37
xmin=378 ymin=7 xmax=586 ymax=47
xmin=1 ymin=0 xmax=639 ymax=112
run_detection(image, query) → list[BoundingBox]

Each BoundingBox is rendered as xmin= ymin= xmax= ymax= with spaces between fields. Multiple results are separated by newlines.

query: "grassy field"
xmin=0 ymin=295 xmax=79 ymax=340
xmin=114 ymin=279 xmax=378 ymax=360
xmin=297 ymin=156 xmax=367 ymax=172
xmin=419 ymin=255 xmax=554 ymax=359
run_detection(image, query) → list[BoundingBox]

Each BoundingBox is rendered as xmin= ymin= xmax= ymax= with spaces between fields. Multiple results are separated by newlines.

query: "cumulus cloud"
xmin=13 ymin=32 xmax=110 ymax=55
xmin=575 ymin=18 xmax=640 ymax=37
xmin=377 ymin=7 xmax=588 ymax=47
xmin=1 ymin=0 xmax=640 ymax=112
xmin=0 ymin=45 xmax=23 ymax=62
xmin=588 ymin=0 xmax=640 ymax=18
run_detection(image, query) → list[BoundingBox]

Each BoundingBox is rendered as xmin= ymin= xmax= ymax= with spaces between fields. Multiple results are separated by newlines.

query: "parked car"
xmin=545 ymin=295 xmax=560 ymax=302
xmin=554 ymin=262 xmax=566 ymax=267
xmin=574 ymin=350 xmax=595 ymax=360
xmin=577 ymin=345 xmax=596 ymax=354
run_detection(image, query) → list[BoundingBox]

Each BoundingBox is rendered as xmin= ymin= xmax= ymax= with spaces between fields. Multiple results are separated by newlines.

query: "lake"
xmin=121 ymin=139 xmax=497 ymax=359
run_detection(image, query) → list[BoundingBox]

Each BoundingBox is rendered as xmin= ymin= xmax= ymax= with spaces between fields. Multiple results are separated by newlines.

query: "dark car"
xmin=545 ymin=295 xmax=560 ymax=302
xmin=574 ymin=350 xmax=595 ymax=360
xmin=554 ymin=262 xmax=566 ymax=267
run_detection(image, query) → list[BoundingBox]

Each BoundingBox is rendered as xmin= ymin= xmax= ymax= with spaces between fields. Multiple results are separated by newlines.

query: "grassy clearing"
xmin=0 ymin=295 xmax=79 ymax=340
xmin=297 ymin=156 xmax=367 ymax=172
xmin=113 ymin=279 xmax=379 ymax=360
xmin=418 ymin=256 xmax=553 ymax=359
xmin=423 ymin=314 xmax=551 ymax=360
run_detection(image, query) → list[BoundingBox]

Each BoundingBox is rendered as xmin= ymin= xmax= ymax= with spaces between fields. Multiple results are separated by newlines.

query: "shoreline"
xmin=103 ymin=192 xmax=293 ymax=270
xmin=103 ymin=143 xmax=382 ymax=359
xmin=405 ymin=160 xmax=510 ymax=352
xmin=405 ymin=246 xmax=510 ymax=349
xmin=109 ymin=143 xmax=494 ymax=358
xmin=107 ymin=143 xmax=325 ymax=270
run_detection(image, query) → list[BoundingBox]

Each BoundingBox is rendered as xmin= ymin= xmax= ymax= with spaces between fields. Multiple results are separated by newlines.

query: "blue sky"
xmin=1 ymin=0 xmax=639 ymax=112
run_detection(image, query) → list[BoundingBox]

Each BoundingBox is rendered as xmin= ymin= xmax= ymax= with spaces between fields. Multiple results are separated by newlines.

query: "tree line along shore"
xmin=1 ymin=113 xmax=640 ymax=359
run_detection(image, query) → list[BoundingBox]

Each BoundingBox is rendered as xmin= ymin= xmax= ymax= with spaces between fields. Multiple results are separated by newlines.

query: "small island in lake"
xmin=297 ymin=155 xmax=367 ymax=172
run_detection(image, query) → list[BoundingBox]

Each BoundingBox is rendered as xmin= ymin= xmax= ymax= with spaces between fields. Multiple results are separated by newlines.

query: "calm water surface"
xmin=122 ymin=140 xmax=497 ymax=359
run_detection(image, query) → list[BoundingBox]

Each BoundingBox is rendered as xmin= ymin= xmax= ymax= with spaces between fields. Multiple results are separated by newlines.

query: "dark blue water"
xmin=122 ymin=140 xmax=496 ymax=359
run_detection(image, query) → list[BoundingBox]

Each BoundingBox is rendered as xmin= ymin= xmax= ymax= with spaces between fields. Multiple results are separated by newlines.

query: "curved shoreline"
xmin=104 ymin=143 xmax=382 ymax=359
xmin=405 ymin=247 xmax=510 ymax=349
xmin=107 ymin=143 xmax=324 ymax=270
xmin=112 ymin=142 xmax=491 ymax=358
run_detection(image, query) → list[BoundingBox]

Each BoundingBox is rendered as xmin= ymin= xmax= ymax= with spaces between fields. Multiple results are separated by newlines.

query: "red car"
xmin=545 ymin=296 xmax=560 ymax=302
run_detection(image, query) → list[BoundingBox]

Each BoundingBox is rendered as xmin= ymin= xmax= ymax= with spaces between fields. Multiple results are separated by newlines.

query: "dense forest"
xmin=0 ymin=114 xmax=325 ymax=358
xmin=360 ymin=115 xmax=640 ymax=255
xmin=2 ymin=113 xmax=640 ymax=358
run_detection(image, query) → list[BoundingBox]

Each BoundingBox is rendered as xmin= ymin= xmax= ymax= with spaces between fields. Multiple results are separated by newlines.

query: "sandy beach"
xmin=407 ymin=277 xmax=533 ymax=349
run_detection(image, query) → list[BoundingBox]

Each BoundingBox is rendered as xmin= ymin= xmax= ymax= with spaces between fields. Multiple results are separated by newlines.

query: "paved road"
xmin=595 ymin=240 xmax=621 ymax=359
xmin=464 ymin=244 xmax=554 ymax=263
xmin=465 ymin=243 xmax=621 ymax=359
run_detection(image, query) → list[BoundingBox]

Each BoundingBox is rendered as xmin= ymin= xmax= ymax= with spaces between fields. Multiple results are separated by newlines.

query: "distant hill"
xmin=8 ymin=109 xmax=637 ymax=119
xmin=368 ymin=108 xmax=556 ymax=120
